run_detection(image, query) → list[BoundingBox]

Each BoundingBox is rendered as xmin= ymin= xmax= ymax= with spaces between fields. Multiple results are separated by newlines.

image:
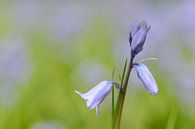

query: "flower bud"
xmin=75 ymin=80 xmax=113 ymax=115
xmin=129 ymin=21 xmax=141 ymax=44
xmin=130 ymin=21 xmax=150 ymax=56
xmin=133 ymin=63 xmax=158 ymax=95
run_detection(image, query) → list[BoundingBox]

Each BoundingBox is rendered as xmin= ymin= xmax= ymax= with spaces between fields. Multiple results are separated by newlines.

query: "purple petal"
xmin=133 ymin=63 xmax=158 ymax=95
xmin=75 ymin=80 xmax=113 ymax=115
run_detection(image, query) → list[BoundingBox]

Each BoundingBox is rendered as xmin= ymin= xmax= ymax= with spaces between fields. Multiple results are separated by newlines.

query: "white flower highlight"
xmin=75 ymin=80 xmax=113 ymax=115
xmin=133 ymin=63 xmax=158 ymax=95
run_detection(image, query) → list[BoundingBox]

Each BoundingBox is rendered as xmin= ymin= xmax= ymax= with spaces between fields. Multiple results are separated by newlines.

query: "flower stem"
xmin=112 ymin=84 xmax=114 ymax=125
xmin=113 ymin=55 xmax=134 ymax=129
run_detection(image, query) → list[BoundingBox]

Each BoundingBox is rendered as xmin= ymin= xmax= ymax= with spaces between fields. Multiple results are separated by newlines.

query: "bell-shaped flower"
xmin=133 ymin=63 xmax=158 ymax=95
xmin=130 ymin=21 xmax=150 ymax=56
xmin=75 ymin=80 xmax=116 ymax=115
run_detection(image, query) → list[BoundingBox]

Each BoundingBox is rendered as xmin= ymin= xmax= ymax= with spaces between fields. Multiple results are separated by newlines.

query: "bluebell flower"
xmin=130 ymin=21 xmax=150 ymax=56
xmin=133 ymin=63 xmax=158 ymax=95
xmin=129 ymin=21 xmax=141 ymax=44
xmin=75 ymin=80 xmax=118 ymax=115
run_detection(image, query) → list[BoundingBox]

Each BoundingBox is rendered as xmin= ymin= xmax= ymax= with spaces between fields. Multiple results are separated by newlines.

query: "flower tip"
xmin=74 ymin=90 xmax=81 ymax=95
xmin=96 ymin=107 xmax=100 ymax=116
xmin=150 ymin=87 xmax=158 ymax=95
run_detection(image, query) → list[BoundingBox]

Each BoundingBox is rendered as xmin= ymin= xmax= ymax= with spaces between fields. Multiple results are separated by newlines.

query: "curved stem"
xmin=113 ymin=55 xmax=134 ymax=129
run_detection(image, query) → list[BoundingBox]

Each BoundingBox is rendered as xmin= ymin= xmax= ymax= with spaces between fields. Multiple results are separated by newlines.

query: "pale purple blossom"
xmin=130 ymin=21 xmax=150 ymax=56
xmin=133 ymin=63 xmax=158 ymax=95
xmin=129 ymin=21 xmax=141 ymax=44
xmin=75 ymin=80 xmax=114 ymax=115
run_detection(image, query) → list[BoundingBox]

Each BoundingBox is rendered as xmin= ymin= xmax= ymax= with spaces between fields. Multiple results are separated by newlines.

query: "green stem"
xmin=112 ymin=84 xmax=114 ymax=125
xmin=112 ymin=59 xmax=127 ymax=129
xmin=113 ymin=55 xmax=134 ymax=129
xmin=120 ymin=58 xmax=128 ymax=88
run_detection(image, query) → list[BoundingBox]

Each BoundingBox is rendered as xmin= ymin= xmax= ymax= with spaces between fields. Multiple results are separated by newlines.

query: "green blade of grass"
xmin=166 ymin=106 xmax=178 ymax=129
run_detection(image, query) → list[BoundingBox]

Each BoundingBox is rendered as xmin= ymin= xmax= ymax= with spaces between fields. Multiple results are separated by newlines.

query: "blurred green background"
xmin=0 ymin=1 xmax=195 ymax=129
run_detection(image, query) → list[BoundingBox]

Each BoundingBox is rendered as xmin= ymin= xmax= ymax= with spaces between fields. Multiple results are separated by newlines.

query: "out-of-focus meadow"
xmin=0 ymin=1 xmax=195 ymax=129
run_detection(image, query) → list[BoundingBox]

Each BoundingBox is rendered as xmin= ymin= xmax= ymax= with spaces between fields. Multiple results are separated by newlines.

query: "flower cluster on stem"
xmin=75 ymin=20 xmax=159 ymax=129
xmin=113 ymin=21 xmax=158 ymax=129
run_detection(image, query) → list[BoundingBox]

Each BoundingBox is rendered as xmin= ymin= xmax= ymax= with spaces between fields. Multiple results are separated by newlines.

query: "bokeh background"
xmin=0 ymin=1 xmax=195 ymax=129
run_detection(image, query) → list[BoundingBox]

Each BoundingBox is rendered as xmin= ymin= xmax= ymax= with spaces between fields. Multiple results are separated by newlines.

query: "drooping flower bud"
xmin=75 ymin=80 xmax=118 ymax=115
xmin=133 ymin=63 xmax=158 ymax=95
xmin=130 ymin=21 xmax=150 ymax=56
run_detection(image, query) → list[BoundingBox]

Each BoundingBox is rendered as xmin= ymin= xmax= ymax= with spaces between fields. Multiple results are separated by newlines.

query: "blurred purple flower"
xmin=75 ymin=80 xmax=113 ymax=115
xmin=133 ymin=63 xmax=158 ymax=95
xmin=0 ymin=39 xmax=30 ymax=83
